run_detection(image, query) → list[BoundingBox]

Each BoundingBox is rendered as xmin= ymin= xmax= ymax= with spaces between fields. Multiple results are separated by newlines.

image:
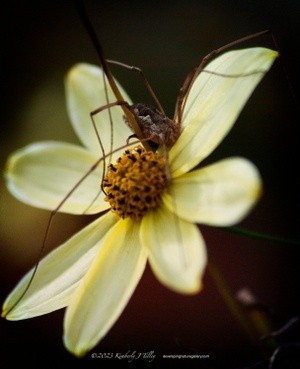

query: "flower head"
xmin=2 ymin=47 xmax=277 ymax=356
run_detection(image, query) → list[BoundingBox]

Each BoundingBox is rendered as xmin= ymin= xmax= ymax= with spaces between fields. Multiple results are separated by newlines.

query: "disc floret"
xmin=103 ymin=146 xmax=168 ymax=220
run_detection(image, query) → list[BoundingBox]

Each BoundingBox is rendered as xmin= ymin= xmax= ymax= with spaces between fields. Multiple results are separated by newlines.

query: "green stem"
xmin=207 ymin=256 xmax=279 ymax=359
xmin=221 ymin=226 xmax=300 ymax=246
xmin=208 ymin=256 xmax=258 ymax=345
xmin=208 ymin=226 xmax=294 ymax=357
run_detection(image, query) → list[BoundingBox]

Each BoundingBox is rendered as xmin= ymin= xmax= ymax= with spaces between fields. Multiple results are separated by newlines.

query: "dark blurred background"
xmin=0 ymin=1 xmax=299 ymax=368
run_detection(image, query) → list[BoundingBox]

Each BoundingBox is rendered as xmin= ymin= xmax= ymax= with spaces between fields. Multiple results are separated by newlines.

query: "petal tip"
xmin=266 ymin=48 xmax=279 ymax=61
xmin=164 ymin=276 xmax=203 ymax=296
xmin=63 ymin=334 xmax=91 ymax=358
xmin=1 ymin=299 xmax=14 ymax=320
xmin=66 ymin=63 xmax=85 ymax=78
xmin=66 ymin=62 xmax=100 ymax=83
xmin=4 ymin=156 xmax=14 ymax=179
xmin=66 ymin=63 xmax=92 ymax=88
xmin=1 ymin=305 xmax=20 ymax=321
xmin=1 ymin=308 xmax=9 ymax=319
xmin=181 ymin=281 xmax=203 ymax=295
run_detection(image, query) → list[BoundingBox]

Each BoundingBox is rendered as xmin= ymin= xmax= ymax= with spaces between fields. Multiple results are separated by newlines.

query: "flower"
xmin=2 ymin=47 xmax=277 ymax=356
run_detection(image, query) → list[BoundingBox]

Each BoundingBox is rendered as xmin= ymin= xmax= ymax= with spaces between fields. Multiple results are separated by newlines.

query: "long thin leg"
xmin=90 ymin=100 xmax=132 ymax=194
xmin=107 ymin=59 xmax=165 ymax=115
xmin=74 ymin=0 xmax=152 ymax=151
xmin=175 ymin=30 xmax=271 ymax=124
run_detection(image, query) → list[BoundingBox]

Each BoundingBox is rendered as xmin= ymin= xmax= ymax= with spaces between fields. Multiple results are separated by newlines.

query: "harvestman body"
xmin=124 ymin=103 xmax=180 ymax=149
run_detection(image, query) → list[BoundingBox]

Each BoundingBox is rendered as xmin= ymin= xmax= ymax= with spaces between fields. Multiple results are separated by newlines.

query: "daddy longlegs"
xmin=3 ymin=0 xmax=280 ymax=351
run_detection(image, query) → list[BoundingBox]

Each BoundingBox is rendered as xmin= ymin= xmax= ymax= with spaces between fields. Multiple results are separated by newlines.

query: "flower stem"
xmin=221 ymin=226 xmax=300 ymax=246
xmin=208 ymin=256 xmax=257 ymax=343
xmin=207 ymin=256 xmax=277 ymax=357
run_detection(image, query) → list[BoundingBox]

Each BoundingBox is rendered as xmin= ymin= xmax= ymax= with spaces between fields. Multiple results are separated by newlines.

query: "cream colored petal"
xmin=141 ymin=206 xmax=207 ymax=294
xmin=170 ymin=48 xmax=278 ymax=176
xmin=2 ymin=212 xmax=118 ymax=320
xmin=164 ymin=157 xmax=262 ymax=226
xmin=63 ymin=218 xmax=147 ymax=357
xmin=5 ymin=141 xmax=109 ymax=214
xmin=66 ymin=63 xmax=134 ymax=158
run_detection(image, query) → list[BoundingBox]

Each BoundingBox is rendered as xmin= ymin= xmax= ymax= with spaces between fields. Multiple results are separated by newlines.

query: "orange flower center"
xmin=103 ymin=146 xmax=168 ymax=220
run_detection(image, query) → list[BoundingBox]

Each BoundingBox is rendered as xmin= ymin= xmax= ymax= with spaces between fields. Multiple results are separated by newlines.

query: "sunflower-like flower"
xmin=2 ymin=48 xmax=277 ymax=356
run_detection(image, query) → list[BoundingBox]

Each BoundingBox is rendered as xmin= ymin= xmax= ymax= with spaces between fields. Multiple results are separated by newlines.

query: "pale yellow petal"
xmin=5 ymin=141 xmax=109 ymax=214
xmin=170 ymin=47 xmax=278 ymax=176
xmin=164 ymin=157 xmax=262 ymax=226
xmin=141 ymin=206 xmax=207 ymax=294
xmin=63 ymin=218 xmax=147 ymax=357
xmin=2 ymin=212 xmax=118 ymax=320
xmin=66 ymin=63 xmax=133 ymax=158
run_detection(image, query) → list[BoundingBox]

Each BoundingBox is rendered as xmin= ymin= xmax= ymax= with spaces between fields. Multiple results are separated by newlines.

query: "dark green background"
xmin=1 ymin=1 xmax=299 ymax=368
